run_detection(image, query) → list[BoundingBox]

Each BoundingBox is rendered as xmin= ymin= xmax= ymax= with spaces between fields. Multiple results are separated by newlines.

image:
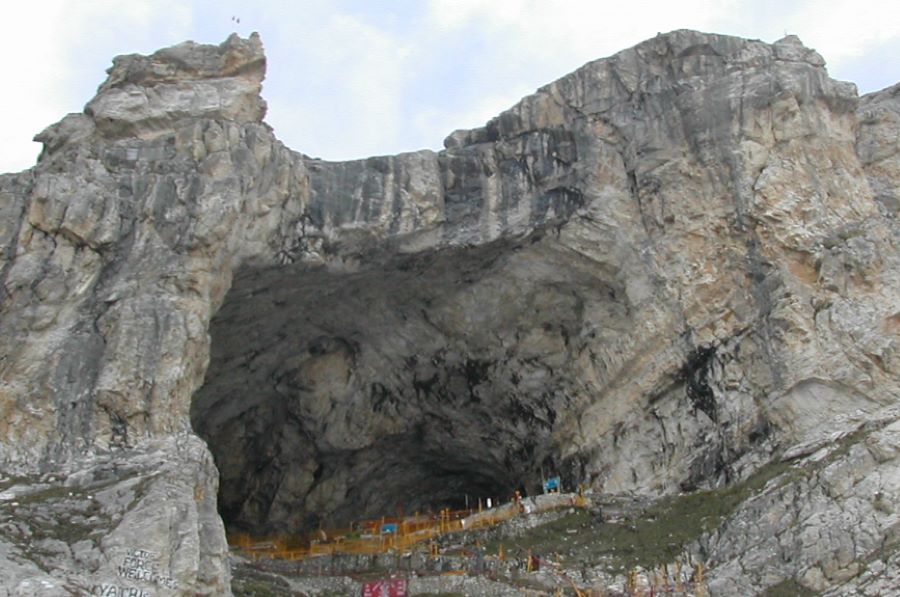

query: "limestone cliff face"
xmin=0 ymin=30 xmax=898 ymax=596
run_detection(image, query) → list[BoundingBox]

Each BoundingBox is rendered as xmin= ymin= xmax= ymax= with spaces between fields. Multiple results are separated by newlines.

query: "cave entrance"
xmin=189 ymin=238 xmax=593 ymax=537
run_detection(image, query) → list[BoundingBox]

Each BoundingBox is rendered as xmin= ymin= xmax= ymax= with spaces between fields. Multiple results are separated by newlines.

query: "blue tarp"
xmin=380 ymin=523 xmax=398 ymax=534
xmin=543 ymin=476 xmax=561 ymax=492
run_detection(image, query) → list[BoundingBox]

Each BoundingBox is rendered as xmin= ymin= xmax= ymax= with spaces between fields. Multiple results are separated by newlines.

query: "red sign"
xmin=362 ymin=579 xmax=408 ymax=597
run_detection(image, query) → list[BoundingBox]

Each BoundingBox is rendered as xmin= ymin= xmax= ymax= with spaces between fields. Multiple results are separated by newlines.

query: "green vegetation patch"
xmin=484 ymin=458 xmax=798 ymax=573
xmin=759 ymin=578 xmax=818 ymax=597
xmin=0 ymin=474 xmax=28 ymax=493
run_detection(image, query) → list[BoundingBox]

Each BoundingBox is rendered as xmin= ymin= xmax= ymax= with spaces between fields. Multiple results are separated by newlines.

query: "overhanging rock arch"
xmin=1 ymin=30 xmax=898 ymax=596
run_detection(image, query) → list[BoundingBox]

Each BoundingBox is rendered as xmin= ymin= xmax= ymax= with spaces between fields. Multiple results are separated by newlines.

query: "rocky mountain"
xmin=0 ymin=29 xmax=898 ymax=596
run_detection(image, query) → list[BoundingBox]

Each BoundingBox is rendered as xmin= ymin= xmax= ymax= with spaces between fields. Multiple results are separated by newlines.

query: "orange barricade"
xmin=229 ymin=494 xmax=585 ymax=562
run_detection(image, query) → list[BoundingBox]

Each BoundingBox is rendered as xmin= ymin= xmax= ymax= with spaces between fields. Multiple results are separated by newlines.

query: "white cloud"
xmin=0 ymin=0 xmax=195 ymax=173
xmin=423 ymin=0 xmax=899 ymax=90
xmin=412 ymin=86 xmax=534 ymax=150
xmin=426 ymin=0 xmax=737 ymax=72
xmin=780 ymin=0 xmax=900 ymax=67
xmin=314 ymin=13 xmax=413 ymax=153
xmin=262 ymin=9 xmax=416 ymax=159
xmin=1 ymin=0 xmax=898 ymax=173
xmin=57 ymin=0 xmax=194 ymax=100
xmin=0 ymin=0 xmax=68 ymax=172
xmin=411 ymin=0 xmax=743 ymax=153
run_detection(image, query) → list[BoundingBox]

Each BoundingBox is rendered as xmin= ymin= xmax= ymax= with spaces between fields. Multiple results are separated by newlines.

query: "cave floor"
xmin=227 ymin=485 xmax=765 ymax=597
xmin=229 ymin=454 xmax=815 ymax=596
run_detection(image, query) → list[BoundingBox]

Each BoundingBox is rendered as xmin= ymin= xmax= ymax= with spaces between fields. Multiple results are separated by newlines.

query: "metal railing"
xmin=229 ymin=492 xmax=585 ymax=561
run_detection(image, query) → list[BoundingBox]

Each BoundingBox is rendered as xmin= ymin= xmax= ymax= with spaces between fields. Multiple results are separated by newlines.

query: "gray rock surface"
xmin=0 ymin=29 xmax=898 ymax=595
xmin=0 ymin=435 xmax=228 ymax=596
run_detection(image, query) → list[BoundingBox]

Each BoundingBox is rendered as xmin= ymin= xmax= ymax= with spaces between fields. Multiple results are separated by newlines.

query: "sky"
xmin=1 ymin=0 xmax=898 ymax=174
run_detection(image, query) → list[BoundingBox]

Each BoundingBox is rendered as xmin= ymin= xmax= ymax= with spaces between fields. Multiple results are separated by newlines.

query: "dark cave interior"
xmin=191 ymin=235 xmax=626 ymax=535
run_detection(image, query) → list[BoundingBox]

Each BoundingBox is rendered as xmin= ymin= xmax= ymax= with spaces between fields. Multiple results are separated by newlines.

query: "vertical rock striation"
xmin=0 ymin=30 xmax=897 ymax=595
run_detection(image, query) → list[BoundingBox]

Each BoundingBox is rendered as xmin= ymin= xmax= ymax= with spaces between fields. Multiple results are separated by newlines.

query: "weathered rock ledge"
xmin=0 ymin=30 xmax=898 ymax=596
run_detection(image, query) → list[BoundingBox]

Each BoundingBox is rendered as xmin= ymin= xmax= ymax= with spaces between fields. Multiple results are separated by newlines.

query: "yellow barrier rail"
xmin=230 ymin=492 xmax=587 ymax=562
